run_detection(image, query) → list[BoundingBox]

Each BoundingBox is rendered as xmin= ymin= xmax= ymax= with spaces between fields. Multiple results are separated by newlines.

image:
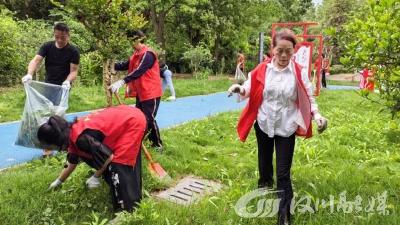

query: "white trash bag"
xmin=15 ymin=81 xmax=69 ymax=149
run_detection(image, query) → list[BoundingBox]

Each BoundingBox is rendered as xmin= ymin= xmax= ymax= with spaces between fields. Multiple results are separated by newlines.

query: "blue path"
xmin=0 ymin=85 xmax=357 ymax=169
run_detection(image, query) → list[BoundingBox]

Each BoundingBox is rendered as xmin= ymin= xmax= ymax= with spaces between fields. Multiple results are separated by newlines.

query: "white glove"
xmin=22 ymin=74 xmax=32 ymax=83
xmin=314 ymin=113 xmax=328 ymax=134
xmin=109 ymin=79 xmax=125 ymax=93
xmin=61 ymin=80 xmax=71 ymax=90
xmin=86 ymin=175 xmax=101 ymax=189
xmin=48 ymin=178 xmax=62 ymax=190
xmin=227 ymin=84 xmax=244 ymax=97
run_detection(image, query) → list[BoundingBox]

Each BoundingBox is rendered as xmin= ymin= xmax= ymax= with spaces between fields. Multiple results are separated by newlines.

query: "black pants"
xmin=103 ymin=152 xmax=142 ymax=212
xmin=136 ymin=97 xmax=163 ymax=147
xmin=254 ymin=122 xmax=295 ymax=219
xmin=322 ymin=69 xmax=327 ymax=88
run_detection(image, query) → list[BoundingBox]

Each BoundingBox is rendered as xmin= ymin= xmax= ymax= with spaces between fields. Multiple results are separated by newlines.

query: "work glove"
xmin=48 ymin=178 xmax=62 ymax=190
xmin=22 ymin=74 xmax=32 ymax=84
xmin=109 ymin=79 xmax=125 ymax=93
xmin=227 ymin=84 xmax=244 ymax=97
xmin=314 ymin=113 xmax=328 ymax=134
xmin=61 ymin=80 xmax=71 ymax=90
xmin=86 ymin=175 xmax=101 ymax=189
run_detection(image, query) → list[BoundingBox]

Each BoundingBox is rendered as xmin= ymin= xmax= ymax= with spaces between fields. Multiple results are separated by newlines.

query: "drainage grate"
xmin=154 ymin=176 xmax=223 ymax=206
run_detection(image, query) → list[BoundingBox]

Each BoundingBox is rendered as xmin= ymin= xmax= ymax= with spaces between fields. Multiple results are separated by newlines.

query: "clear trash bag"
xmin=235 ymin=64 xmax=246 ymax=85
xmin=15 ymin=81 xmax=69 ymax=149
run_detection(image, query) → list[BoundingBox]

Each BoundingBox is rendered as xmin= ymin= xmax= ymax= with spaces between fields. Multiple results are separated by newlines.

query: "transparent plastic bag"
xmin=15 ymin=81 xmax=69 ymax=149
xmin=235 ymin=65 xmax=246 ymax=85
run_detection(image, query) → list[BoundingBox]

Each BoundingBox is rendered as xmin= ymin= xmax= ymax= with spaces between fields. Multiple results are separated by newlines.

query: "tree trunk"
xmin=149 ymin=5 xmax=167 ymax=54
xmin=103 ymin=59 xmax=112 ymax=107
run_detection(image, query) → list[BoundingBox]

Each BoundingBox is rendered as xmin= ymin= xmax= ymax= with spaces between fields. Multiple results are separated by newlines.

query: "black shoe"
xmin=258 ymin=181 xmax=274 ymax=189
xmin=277 ymin=213 xmax=291 ymax=225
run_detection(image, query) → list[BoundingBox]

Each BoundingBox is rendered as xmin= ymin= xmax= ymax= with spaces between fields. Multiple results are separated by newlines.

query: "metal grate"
xmin=154 ymin=176 xmax=223 ymax=206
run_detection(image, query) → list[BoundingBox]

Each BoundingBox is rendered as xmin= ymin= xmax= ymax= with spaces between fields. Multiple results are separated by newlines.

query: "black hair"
xmin=54 ymin=22 xmax=70 ymax=33
xmin=37 ymin=115 xmax=70 ymax=150
xmin=127 ymin=30 xmax=146 ymax=43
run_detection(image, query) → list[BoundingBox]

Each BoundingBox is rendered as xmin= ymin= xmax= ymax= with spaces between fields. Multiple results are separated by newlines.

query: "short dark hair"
xmin=272 ymin=29 xmax=297 ymax=48
xmin=127 ymin=30 xmax=146 ymax=43
xmin=54 ymin=22 xmax=70 ymax=33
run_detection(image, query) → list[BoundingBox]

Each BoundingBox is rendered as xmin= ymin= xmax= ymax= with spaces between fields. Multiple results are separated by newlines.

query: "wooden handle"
xmin=114 ymin=92 xmax=123 ymax=105
xmin=142 ymin=144 xmax=153 ymax=163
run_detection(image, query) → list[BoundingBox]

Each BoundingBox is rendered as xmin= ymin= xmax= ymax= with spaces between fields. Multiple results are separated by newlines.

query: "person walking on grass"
xmin=160 ymin=63 xmax=176 ymax=101
xmin=109 ymin=30 xmax=164 ymax=152
xmin=37 ymin=105 xmax=147 ymax=212
xmin=228 ymin=29 xmax=328 ymax=225
xmin=21 ymin=22 xmax=80 ymax=158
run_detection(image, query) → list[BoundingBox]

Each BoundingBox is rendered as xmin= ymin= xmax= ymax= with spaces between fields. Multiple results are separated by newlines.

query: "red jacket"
xmin=125 ymin=45 xmax=162 ymax=101
xmin=68 ymin=105 xmax=147 ymax=166
xmin=237 ymin=60 xmax=313 ymax=142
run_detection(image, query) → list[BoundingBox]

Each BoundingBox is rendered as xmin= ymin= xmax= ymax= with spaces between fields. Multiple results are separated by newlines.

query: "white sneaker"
xmin=166 ymin=96 xmax=176 ymax=101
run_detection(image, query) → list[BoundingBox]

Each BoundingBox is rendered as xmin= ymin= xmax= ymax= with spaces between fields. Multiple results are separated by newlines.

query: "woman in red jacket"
xmin=228 ymin=29 xmax=328 ymax=225
xmin=37 ymin=105 xmax=147 ymax=212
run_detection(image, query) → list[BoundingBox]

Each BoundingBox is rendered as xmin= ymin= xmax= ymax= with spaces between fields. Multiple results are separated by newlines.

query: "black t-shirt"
xmin=38 ymin=41 xmax=80 ymax=85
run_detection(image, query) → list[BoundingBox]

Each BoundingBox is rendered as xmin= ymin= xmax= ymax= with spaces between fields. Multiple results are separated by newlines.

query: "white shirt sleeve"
xmin=238 ymin=72 xmax=252 ymax=101
xmin=300 ymin=68 xmax=320 ymax=119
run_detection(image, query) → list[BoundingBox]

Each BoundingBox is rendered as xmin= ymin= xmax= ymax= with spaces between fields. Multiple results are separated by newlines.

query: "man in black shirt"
xmin=21 ymin=22 xmax=80 ymax=157
xmin=22 ymin=22 xmax=80 ymax=86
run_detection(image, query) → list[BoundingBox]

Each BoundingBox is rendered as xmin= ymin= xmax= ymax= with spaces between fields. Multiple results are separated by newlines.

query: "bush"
xmin=0 ymin=8 xmax=24 ymax=86
xmin=77 ymin=51 xmax=103 ymax=86
xmin=182 ymin=44 xmax=213 ymax=73
xmin=330 ymin=64 xmax=352 ymax=75
xmin=17 ymin=18 xmax=53 ymax=81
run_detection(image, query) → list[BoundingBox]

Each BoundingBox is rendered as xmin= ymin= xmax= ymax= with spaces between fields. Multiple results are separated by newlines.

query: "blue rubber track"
xmin=0 ymin=85 xmax=357 ymax=169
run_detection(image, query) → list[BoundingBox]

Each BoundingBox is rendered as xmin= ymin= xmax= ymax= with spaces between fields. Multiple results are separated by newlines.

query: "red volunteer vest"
xmin=68 ymin=105 xmax=147 ymax=166
xmin=237 ymin=60 xmax=313 ymax=142
xmin=125 ymin=45 xmax=162 ymax=101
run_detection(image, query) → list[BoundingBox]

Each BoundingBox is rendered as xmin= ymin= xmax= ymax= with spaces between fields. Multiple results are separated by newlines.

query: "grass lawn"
xmin=0 ymin=75 xmax=232 ymax=123
xmin=0 ymin=90 xmax=399 ymax=224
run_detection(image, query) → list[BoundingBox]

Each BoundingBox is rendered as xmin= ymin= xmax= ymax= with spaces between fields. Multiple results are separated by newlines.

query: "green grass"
xmin=327 ymin=80 xmax=359 ymax=86
xmin=0 ymin=76 xmax=231 ymax=122
xmin=1 ymin=89 xmax=399 ymax=224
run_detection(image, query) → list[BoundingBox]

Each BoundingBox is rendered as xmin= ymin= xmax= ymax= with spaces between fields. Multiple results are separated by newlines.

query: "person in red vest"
xmin=228 ymin=29 xmax=328 ymax=225
xmin=109 ymin=30 xmax=163 ymax=151
xmin=37 ymin=105 xmax=147 ymax=212
xmin=321 ymin=53 xmax=330 ymax=88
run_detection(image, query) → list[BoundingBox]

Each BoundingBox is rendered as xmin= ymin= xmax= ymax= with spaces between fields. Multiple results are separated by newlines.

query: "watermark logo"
xmin=234 ymin=189 xmax=390 ymax=218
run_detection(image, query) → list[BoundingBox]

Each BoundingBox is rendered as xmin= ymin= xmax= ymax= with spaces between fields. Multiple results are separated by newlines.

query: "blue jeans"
xmin=162 ymin=70 xmax=175 ymax=97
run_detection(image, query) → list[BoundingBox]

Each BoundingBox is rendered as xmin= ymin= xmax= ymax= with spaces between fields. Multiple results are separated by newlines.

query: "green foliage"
xmin=49 ymin=9 xmax=96 ymax=53
xmin=341 ymin=0 xmax=400 ymax=116
xmin=57 ymin=0 xmax=147 ymax=59
xmin=329 ymin=64 xmax=352 ymax=75
xmin=1 ymin=0 xmax=59 ymax=19
xmin=0 ymin=8 xmax=24 ymax=86
xmin=77 ymin=51 xmax=103 ymax=86
xmin=316 ymin=0 xmax=366 ymax=64
xmin=182 ymin=44 xmax=213 ymax=73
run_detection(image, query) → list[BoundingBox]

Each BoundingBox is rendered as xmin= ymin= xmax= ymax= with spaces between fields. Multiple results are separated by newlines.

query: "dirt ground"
xmin=327 ymin=73 xmax=360 ymax=82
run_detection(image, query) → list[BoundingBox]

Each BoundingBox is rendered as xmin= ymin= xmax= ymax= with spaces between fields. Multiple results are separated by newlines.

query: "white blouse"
xmin=240 ymin=59 xmax=319 ymax=138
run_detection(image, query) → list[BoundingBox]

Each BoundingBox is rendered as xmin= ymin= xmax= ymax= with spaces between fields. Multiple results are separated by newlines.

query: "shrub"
xmin=0 ymin=8 xmax=24 ymax=86
xmin=182 ymin=44 xmax=213 ymax=73
xmin=77 ymin=51 xmax=103 ymax=86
